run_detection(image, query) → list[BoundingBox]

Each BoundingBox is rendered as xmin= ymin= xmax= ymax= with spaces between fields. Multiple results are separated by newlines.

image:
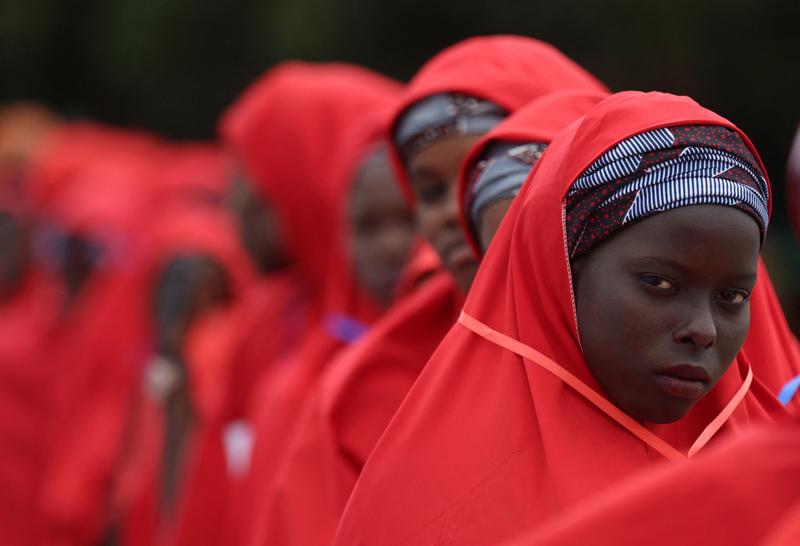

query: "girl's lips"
xmin=654 ymin=363 xmax=712 ymax=401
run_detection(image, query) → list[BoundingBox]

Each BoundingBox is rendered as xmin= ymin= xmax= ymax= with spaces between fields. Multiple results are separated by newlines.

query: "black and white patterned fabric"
xmin=394 ymin=94 xmax=507 ymax=162
xmin=566 ymin=125 xmax=769 ymax=260
xmin=467 ymin=141 xmax=547 ymax=234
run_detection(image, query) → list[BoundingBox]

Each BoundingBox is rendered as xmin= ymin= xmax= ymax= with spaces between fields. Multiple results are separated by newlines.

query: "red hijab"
xmin=251 ymin=244 xmax=459 ymax=546
xmin=764 ymin=497 xmax=800 ymax=546
xmin=216 ymin=61 xmax=402 ymax=416
xmin=0 ymin=111 xmax=63 ymax=544
xmin=387 ymin=35 xmax=608 ymax=200
xmin=455 ymin=92 xmax=800 ymax=397
xmin=744 ymin=260 xmax=800 ymax=401
xmin=501 ymin=418 xmax=800 ymax=546
xmin=241 ymin=40 xmax=607 ymax=546
xmin=0 ymin=192 xmax=61 ymax=544
xmin=29 ymin=124 xmax=164 ymax=546
xmin=154 ymin=142 xmax=230 ymax=206
xmin=115 ymin=203 xmax=252 ymax=546
xmin=332 ymin=92 xmax=790 ymax=546
xmin=219 ymin=62 xmax=404 ymax=545
xmin=220 ymin=62 xmax=401 ymax=320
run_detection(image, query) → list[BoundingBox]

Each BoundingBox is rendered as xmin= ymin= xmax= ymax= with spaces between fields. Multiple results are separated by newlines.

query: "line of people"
xmin=1 ymin=34 xmax=799 ymax=546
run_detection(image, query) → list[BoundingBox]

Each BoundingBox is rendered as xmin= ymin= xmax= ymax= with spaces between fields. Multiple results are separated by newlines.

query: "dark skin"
xmin=61 ymin=234 xmax=101 ymax=303
xmin=227 ymin=167 xmax=288 ymax=274
xmin=150 ymin=254 xmax=231 ymax=515
xmin=100 ymin=255 xmax=231 ymax=543
xmin=0 ymin=211 xmax=29 ymax=300
xmin=407 ymin=135 xmax=482 ymax=293
xmin=152 ymin=255 xmax=231 ymax=359
xmin=571 ymin=205 xmax=760 ymax=424
xmin=348 ymin=147 xmax=415 ymax=307
xmin=477 ymin=198 xmax=514 ymax=253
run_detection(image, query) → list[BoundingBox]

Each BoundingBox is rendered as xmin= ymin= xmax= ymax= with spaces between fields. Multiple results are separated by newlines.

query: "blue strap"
xmin=325 ymin=313 xmax=369 ymax=344
xmin=778 ymin=375 xmax=800 ymax=406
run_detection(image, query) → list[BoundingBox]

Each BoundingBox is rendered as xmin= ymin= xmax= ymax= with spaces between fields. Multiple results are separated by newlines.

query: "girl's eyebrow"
xmin=637 ymin=255 xmax=757 ymax=283
xmin=636 ymin=255 xmax=692 ymax=275
xmin=408 ymin=166 xmax=442 ymax=181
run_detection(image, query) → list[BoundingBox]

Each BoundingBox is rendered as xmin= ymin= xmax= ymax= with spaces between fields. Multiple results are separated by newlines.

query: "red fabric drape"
xmin=0 ymin=270 xmax=61 ymax=545
xmin=219 ymin=62 xmax=405 ymax=545
xmin=501 ymin=419 xmax=800 ymax=546
xmin=385 ymin=35 xmax=608 ymax=203
xmin=27 ymin=123 xmax=162 ymax=546
xmin=253 ymin=244 xmax=458 ymax=546
xmin=112 ymin=142 xmax=253 ymax=546
xmin=332 ymin=92 xmax=791 ymax=546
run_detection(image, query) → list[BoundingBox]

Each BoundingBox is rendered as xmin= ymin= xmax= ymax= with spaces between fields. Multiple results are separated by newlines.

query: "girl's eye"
xmin=413 ymin=180 xmax=447 ymax=205
xmin=718 ymin=289 xmax=750 ymax=306
xmin=640 ymin=274 xmax=676 ymax=292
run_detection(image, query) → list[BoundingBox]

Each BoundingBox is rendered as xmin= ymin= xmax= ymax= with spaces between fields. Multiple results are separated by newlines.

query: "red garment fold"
xmin=386 ymin=35 xmax=608 ymax=202
xmin=219 ymin=62 xmax=406 ymax=545
xmin=255 ymin=245 xmax=459 ymax=546
xmin=501 ymin=419 xmax=800 ymax=546
xmin=332 ymin=92 xmax=791 ymax=546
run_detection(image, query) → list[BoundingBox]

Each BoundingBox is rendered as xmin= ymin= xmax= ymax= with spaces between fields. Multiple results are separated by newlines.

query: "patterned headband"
xmin=566 ymin=125 xmax=769 ymax=260
xmin=466 ymin=141 xmax=547 ymax=237
xmin=394 ymin=93 xmax=507 ymax=162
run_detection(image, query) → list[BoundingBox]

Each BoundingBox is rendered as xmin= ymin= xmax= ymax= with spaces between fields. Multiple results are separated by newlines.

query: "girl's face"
xmin=477 ymin=198 xmax=514 ymax=254
xmin=572 ymin=205 xmax=760 ymax=424
xmin=407 ymin=135 xmax=482 ymax=293
xmin=348 ymin=150 xmax=415 ymax=308
xmin=227 ymin=164 xmax=287 ymax=274
xmin=0 ymin=211 xmax=28 ymax=299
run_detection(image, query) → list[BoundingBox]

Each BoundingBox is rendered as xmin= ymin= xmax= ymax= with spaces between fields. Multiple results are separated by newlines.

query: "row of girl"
xmin=1 ymin=34 xmax=800 ymax=546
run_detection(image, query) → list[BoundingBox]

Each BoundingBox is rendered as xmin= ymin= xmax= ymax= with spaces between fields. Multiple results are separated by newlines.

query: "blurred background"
xmin=2 ymin=0 xmax=798 ymax=326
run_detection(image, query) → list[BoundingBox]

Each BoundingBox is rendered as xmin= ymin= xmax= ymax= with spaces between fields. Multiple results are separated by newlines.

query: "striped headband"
xmin=394 ymin=94 xmax=507 ymax=162
xmin=466 ymin=141 xmax=547 ymax=235
xmin=566 ymin=125 xmax=769 ymax=260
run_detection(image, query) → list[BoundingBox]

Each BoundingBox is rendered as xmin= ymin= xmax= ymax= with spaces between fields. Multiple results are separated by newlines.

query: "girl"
xmin=333 ymin=91 xmax=790 ymax=545
xmin=249 ymin=36 xmax=608 ymax=546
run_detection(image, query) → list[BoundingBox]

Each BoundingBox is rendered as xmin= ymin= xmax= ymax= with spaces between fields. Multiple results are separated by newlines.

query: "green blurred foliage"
xmin=1 ymin=0 xmax=798 ymax=325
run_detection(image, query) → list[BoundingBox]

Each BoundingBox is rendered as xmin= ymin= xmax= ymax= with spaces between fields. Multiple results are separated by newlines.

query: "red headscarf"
xmin=387 ymin=35 xmax=608 ymax=201
xmin=764 ymin=496 xmax=800 ymax=546
xmin=250 ymin=244 xmax=458 ymax=546
xmin=332 ymin=92 xmax=790 ymax=546
xmin=457 ymin=90 xmax=610 ymax=256
xmin=254 ymin=95 xmax=615 ymax=546
xmin=0 ymin=267 xmax=61 ymax=545
xmin=500 ymin=417 xmax=800 ymax=546
xmin=29 ymin=123 xmax=164 ymax=546
xmin=220 ymin=62 xmax=401 ymax=317
xmin=153 ymin=142 xmax=231 ymax=207
xmin=744 ymin=260 xmax=800 ymax=403
xmin=455 ymin=92 xmax=800 ymax=398
xmin=239 ymin=43 xmax=610 ymax=546
xmin=216 ymin=61 xmax=402 ymax=418
xmin=218 ymin=62 xmax=405 ymax=545
xmin=0 ymin=112 xmax=62 ymax=540
xmin=114 ymin=203 xmax=253 ymax=546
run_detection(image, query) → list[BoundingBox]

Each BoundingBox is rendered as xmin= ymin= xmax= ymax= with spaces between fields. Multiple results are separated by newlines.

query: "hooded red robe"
xmin=115 ymin=199 xmax=254 ymax=546
xmin=332 ymin=91 xmax=791 ymax=546
xmin=27 ymin=123 xmax=165 ymax=546
xmin=260 ymin=88 xmax=613 ymax=546
xmin=219 ymin=62 xmax=406 ymax=545
xmin=501 ymin=418 xmax=800 ymax=546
